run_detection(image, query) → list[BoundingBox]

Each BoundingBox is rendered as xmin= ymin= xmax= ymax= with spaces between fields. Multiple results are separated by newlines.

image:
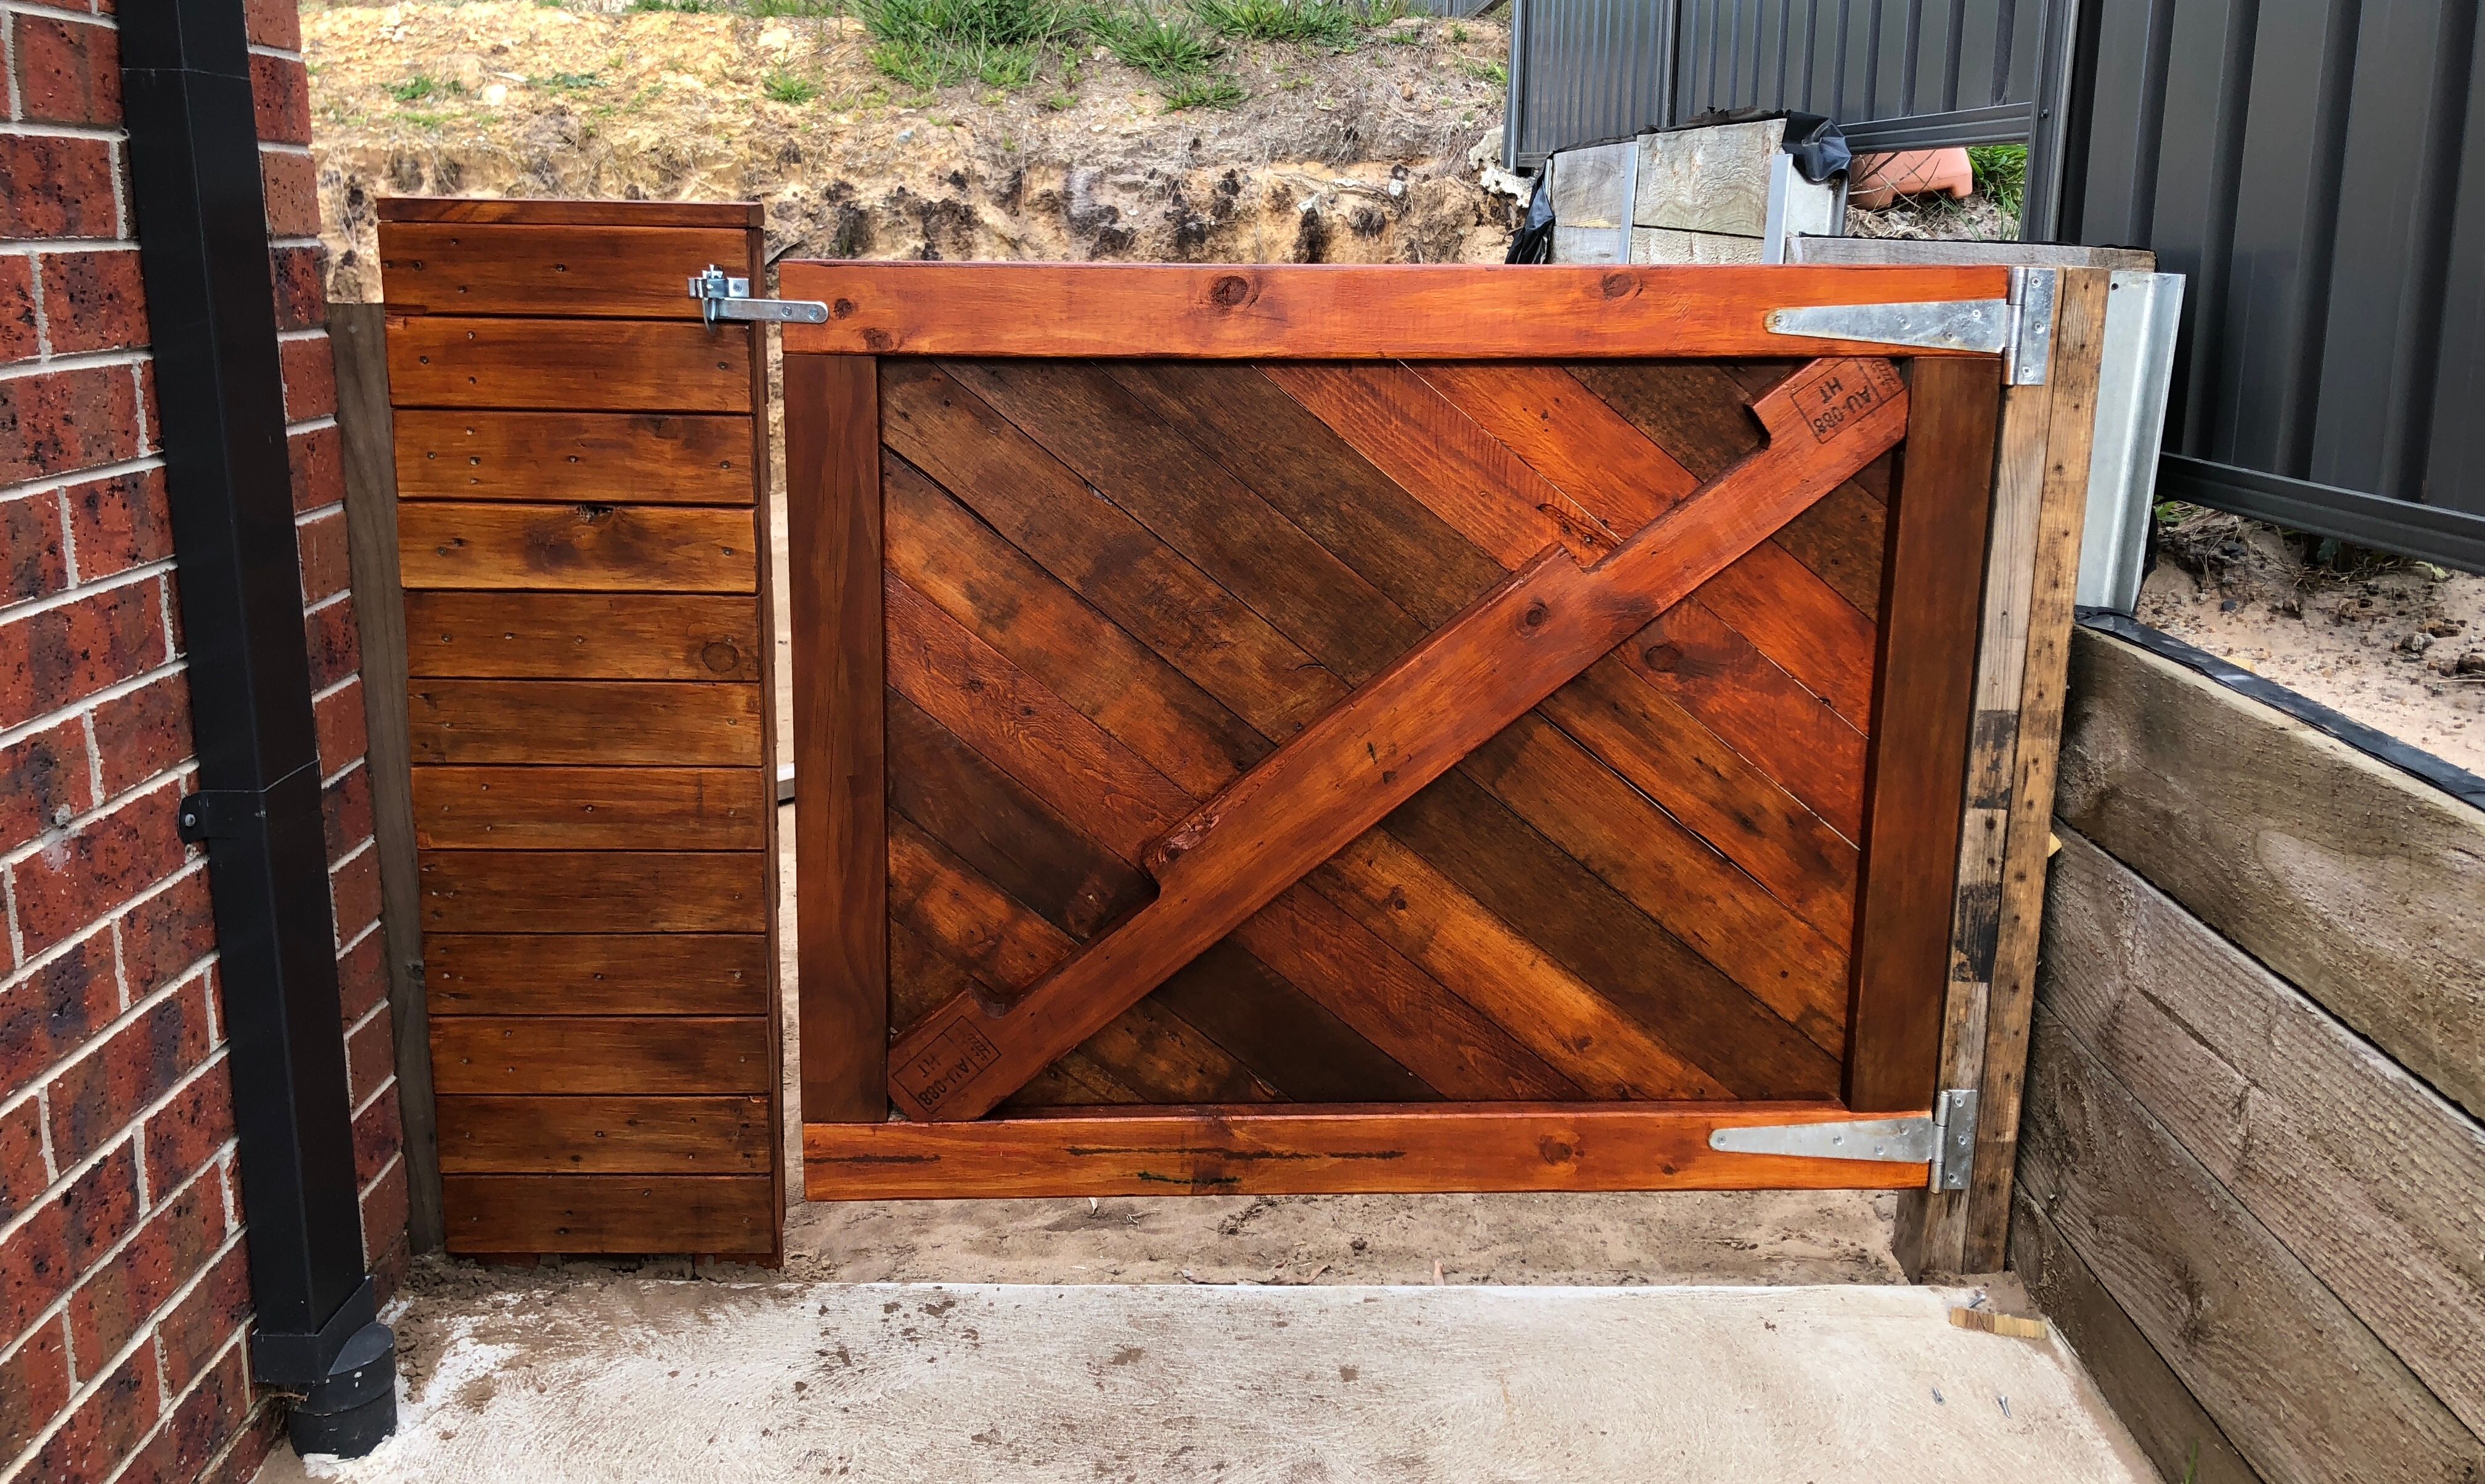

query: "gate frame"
xmin=786 ymin=262 xmax=2098 ymax=1219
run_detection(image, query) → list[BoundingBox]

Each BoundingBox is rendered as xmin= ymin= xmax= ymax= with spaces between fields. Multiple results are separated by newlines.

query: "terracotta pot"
xmin=1846 ymin=147 xmax=1976 ymax=210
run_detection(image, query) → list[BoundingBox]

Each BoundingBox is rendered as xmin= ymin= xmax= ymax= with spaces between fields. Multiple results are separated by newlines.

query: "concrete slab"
xmin=264 ymin=1280 xmax=2153 ymax=1483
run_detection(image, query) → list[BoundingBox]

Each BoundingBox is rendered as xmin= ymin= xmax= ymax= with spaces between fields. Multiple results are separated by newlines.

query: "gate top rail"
xmin=776 ymin=262 xmax=2012 ymax=361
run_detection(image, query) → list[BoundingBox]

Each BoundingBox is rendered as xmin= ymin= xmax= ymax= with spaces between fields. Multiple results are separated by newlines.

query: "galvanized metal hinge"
xmin=687 ymin=264 xmax=829 ymax=328
xmin=1707 ymin=1088 xmax=1978 ymax=1192
xmin=1765 ymin=266 xmax=2055 ymax=385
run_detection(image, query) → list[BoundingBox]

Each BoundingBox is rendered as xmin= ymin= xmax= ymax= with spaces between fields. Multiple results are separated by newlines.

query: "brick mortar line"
xmin=0 ymin=240 xmax=141 ymax=258
xmin=97 ymin=1317 xmax=253 ymax=1484
xmin=322 ymin=754 xmax=369 ymax=795
xmin=0 ymin=655 xmax=185 ymax=756
xmin=0 ymin=1039 xmax=234 ymax=1356
xmin=0 ymin=118 xmax=126 ymax=144
xmin=0 ymin=452 xmax=168 ymax=499
xmin=0 ymin=344 xmax=149 ymax=382
xmin=275 ymin=325 xmax=329 ymax=343
xmin=0 ymin=752 xmax=195 ymax=874
xmin=0 ymin=854 xmax=207 ymax=1021
xmin=357 ymin=1148 xmax=404 ymax=1206
xmin=337 ymin=902 xmax=382 ymax=960
xmin=287 ymin=412 xmax=340 ymax=435
xmin=309 ymin=669 xmax=362 ymax=707
xmin=0 ymin=555 xmax=171 ymax=629
xmin=3 ymin=1189 xmax=253 ymax=1484
xmin=327 ymin=835 xmax=376 ymax=881
xmin=0 ymin=936 xmax=218 ymax=1148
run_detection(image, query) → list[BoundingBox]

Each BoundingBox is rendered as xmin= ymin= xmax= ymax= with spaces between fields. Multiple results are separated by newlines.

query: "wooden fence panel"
xmin=382 ymin=198 xmax=782 ymax=1261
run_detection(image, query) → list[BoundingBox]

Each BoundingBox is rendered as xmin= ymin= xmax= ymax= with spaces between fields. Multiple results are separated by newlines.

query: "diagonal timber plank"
xmin=886 ymin=369 xmax=1798 ymax=1092
xmin=886 ymin=359 xmax=1909 ymax=1121
xmin=885 ymin=447 xmax=1591 ymax=1098
xmin=888 ymin=571 xmax=1555 ymax=1101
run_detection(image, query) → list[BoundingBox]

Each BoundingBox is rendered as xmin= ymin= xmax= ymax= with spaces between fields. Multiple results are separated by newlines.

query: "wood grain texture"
xmin=2010 ymin=1189 xmax=2267 ymax=1484
xmin=380 ymin=197 xmax=762 ymax=229
xmin=1902 ymin=365 xmax=2059 ymax=1275
xmin=2043 ymin=827 xmax=2485 ymax=1439
xmin=1843 ymin=356 xmax=1998 ymax=1112
xmin=409 ymin=680 xmax=761 ymax=765
xmin=1955 ymin=267 xmax=2110 ymax=1263
xmin=2055 ymin=626 xmax=2485 ymax=1121
xmin=430 ymin=1017 xmax=772 ymax=1095
xmin=333 ymin=303 xmax=444 ymax=1254
xmin=437 ymin=1096 xmax=772 ymax=1173
xmin=779 ymin=262 xmax=2010 ymax=357
xmin=441 ymin=1174 xmax=773 ymax=1254
xmin=396 ymin=502 xmax=757 ymax=593
xmin=392 ymin=411 xmax=756 ymax=505
xmin=412 ymin=766 xmax=768 ymax=851
xmin=426 ymin=934 xmax=770 ymax=1016
xmin=420 ymin=851 xmax=767 ymax=933
xmin=886 ymin=360 xmax=1907 ymax=1121
xmin=805 ymin=1102 xmax=1929 ymax=1199
xmin=403 ymin=591 xmax=763 ymax=680
xmin=786 ymin=353 xmax=889 ymax=1123
xmin=2017 ymin=1008 xmax=2485 ymax=1484
xmin=380 ymin=222 xmax=749 ymax=318
xmin=387 ymin=316 xmax=753 ymax=413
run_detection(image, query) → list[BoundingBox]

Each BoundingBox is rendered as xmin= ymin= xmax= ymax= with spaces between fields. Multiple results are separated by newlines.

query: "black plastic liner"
xmin=2076 ymin=609 xmax=2485 ymax=810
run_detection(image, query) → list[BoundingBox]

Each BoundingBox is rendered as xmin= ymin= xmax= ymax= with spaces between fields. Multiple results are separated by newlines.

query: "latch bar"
xmin=687 ymin=264 xmax=830 ymax=327
xmin=1707 ymin=1087 xmax=1978 ymax=1191
xmin=1765 ymin=266 xmax=2054 ymax=385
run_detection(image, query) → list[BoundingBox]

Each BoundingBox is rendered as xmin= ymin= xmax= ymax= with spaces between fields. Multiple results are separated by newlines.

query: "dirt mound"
xmin=303 ymin=2 xmax=1523 ymax=299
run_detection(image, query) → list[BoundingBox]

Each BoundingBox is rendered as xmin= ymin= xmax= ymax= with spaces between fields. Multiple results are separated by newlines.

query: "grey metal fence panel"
xmin=2062 ymin=0 xmax=2485 ymax=556
xmin=1506 ymin=0 xmax=1679 ymax=165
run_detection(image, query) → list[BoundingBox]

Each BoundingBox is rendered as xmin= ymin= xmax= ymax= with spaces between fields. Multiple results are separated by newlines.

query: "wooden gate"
xmin=789 ymin=264 xmax=2008 ymax=1199
xmin=379 ymin=200 xmax=785 ymax=1259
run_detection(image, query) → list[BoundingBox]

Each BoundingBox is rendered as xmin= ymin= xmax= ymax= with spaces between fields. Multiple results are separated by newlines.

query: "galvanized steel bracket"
xmin=687 ymin=264 xmax=830 ymax=328
xmin=1765 ymin=266 xmax=2055 ymax=384
xmin=1706 ymin=1087 xmax=1978 ymax=1191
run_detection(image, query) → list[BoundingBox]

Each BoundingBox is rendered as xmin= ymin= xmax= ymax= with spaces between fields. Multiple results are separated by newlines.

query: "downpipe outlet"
xmin=287 ymin=1322 xmax=399 ymax=1459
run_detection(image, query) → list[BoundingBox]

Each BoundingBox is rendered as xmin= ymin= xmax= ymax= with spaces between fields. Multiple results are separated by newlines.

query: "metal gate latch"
xmin=1707 ymin=1088 xmax=1978 ymax=1191
xmin=687 ymin=265 xmax=830 ymax=327
xmin=1764 ymin=266 xmax=2055 ymax=385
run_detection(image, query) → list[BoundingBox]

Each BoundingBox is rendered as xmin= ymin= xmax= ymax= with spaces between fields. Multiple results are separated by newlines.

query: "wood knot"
xmin=862 ymin=328 xmax=894 ymax=351
xmin=831 ymin=298 xmax=856 ymax=319
xmin=1207 ymin=274 xmax=1255 ymax=308
xmin=1521 ymin=600 xmax=1549 ymax=630
xmin=1641 ymin=642 xmax=1681 ymax=672
xmin=700 ymin=641 xmax=741 ymax=674
xmin=1536 ymin=1137 xmax=1576 ymax=1165
xmin=1599 ymin=272 xmax=1636 ymax=300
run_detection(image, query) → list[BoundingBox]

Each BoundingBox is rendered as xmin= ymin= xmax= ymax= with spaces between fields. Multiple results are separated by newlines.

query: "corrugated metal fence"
xmin=1505 ymin=0 xmax=2485 ymax=567
xmin=2061 ymin=0 xmax=2485 ymax=562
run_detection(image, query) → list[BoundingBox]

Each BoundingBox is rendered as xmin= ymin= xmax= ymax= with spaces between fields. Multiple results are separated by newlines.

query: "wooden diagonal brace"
xmin=887 ymin=357 xmax=1912 ymax=1122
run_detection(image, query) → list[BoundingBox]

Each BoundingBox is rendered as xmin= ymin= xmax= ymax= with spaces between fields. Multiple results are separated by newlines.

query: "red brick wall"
xmin=0 ymin=3 xmax=407 ymax=1480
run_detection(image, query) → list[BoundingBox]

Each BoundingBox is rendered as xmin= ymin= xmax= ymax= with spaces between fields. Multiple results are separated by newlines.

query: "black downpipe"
xmin=118 ymin=0 xmax=398 ymax=1459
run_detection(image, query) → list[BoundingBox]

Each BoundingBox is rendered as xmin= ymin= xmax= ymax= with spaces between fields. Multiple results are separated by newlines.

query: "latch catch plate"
xmin=1764 ymin=266 xmax=2055 ymax=385
xmin=687 ymin=264 xmax=830 ymax=327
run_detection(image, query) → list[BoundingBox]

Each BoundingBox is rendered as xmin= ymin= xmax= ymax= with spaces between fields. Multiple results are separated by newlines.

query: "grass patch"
xmin=1968 ymin=143 xmax=2028 ymax=220
xmin=1459 ymin=55 xmax=1506 ymax=84
xmin=1095 ymin=9 xmax=1223 ymax=75
xmin=749 ymin=0 xmax=843 ymax=12
xmin=765 ymin=70 xmax=824 ymax=102
xmin=628 ymin=0 xmax=724 ymax=12
xmin=386 ymin=75 xmax=449 ymax=102
xmin=1161 ymin=71 xmax=1245 ymax=108
xmin=396 ymin=110 xmax=455 ymax=128
xmin=531 ymin=71 xmax=603 ymax=91
xmin=1190 ymin=0 xmax=1358 ymax=44
xmin=860 ymin=0 xmax=1076 ymax=89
